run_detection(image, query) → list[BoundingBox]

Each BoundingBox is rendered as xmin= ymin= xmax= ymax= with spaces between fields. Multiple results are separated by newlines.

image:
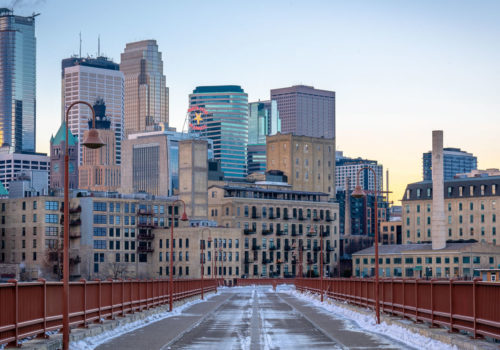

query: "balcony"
xmin=276 ymin=259 xmax=283 ymax=264
xmin=261 ymin=258 xmax=272 ymax=264
xmin=276 ymin=230 xmax=287 ymax=236
xmin=251 ymin=245 xmax=261 ymax=250
xmin=313 ymin=216 xmax=320 ymax=221
xmin=291 ymin=258 xmax=298 ymax=264
xmin=327 ymin=246 xmax=335 ymax=251
xmin=325 ymin=216 xmax=333 ymax=222
xmin=269 ymin=245 xmax=277 ymax=251
xmin=291 ymin=231 xmax=301 ymax=237
xmin=307 ymin=231 xmax=317 ymax=237
xmin=251 ymin=213 xmax=260 ymax=219
xmin=284 ymin=245 xmax=292 ymax=251
xmin=321 ymin=231 xmax=330 ymax=237
xmin=138 ymin=208 xmax=154 ymax=216
xmin=261 ymin=229 xmax=273 ymax=236
xmin=298 ymin=215 xmax=305 ymax=221
xmin=244 ymin=229 xmax=256 ymax=235
xmin=313 ymin=246 xmax=321 ymax=252
xmin=138 ymin=233 xmax=155 ymax=240
xmin=137 ymin=222 xmax=157 ymax=228
xmin=283 ymin=215 xmax=289 ymax=220
xmin=69 ymin=219 xmax=81 ymax=227
xmin=244 ymin=257 xmax=253 ymax=264
xmin=268 ymin=215 xmax=275 ymax=220
xmin=137 ymin=246 xmax=154 ymax=253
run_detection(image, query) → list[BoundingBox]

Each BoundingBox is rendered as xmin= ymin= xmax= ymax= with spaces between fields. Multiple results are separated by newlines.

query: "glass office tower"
xmin=0 ymin=8 xmax=37 ymax=152
xmin=189 ymin=86 xmax=248 ymax=180
xmin=247 ymin=100 xmax=280 ymax=174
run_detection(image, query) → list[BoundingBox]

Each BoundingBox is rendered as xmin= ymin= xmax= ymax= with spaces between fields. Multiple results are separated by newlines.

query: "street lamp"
xmin=320 ymin=226 xmax=324 ymax=302
xmin=207 ymin=235 xmax=216 ymax=293
xmin=170 ymin=200 xmax=188 ymax=312
xmin=63 ymin=101 xmax=104 ymax=350
xmin=352 ymin=166 xmax=380 ymax=324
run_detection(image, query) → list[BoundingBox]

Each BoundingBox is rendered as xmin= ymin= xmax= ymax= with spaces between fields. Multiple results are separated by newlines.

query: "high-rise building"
xmin=79 ymin=99 xmax=120 ymax=192
xmin=189 ymin=85 xmax=248 ymax=180
xmin=247 ymin=101 xmax=280 ymax=175
xmin=335 ymin=152 xmax=383 ymax=192
xmin=422 ymin=147 xmax=477 ymax=181
xmin=0 ymin=150 xmax=49 ymax=191
xmin=50 ymin=123 xmax=78 ymax=189
xmin=120 ymin=40 xmax=169 ymax=136
xmin=270 ymin=85 xmax=335 ymax=139
xmin=266 ymin=133 xmax=335 ymax=198
xmin=61 ymin=56 xmax=124 ymax=165
xmin=0 ymin=9 xmax=37 ymax=152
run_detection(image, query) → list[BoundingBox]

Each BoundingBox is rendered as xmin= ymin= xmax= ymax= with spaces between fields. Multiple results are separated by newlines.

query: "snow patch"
xmin=284 ymin=289 xmax=458 ymax=350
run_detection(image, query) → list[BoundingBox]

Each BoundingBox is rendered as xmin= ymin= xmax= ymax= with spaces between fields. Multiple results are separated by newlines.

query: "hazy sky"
xmin=6 ymin=0 xmax=500 ymax=202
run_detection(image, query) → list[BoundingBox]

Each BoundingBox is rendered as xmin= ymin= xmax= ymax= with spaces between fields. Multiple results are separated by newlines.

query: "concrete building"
xmin=266 ymin=133 xmax=335 ymax=198
xmin=189 ymin=85 xmax=248 ymax=180
xmin=0 ymin=150 xmax=49 ymax=191
xmin=0 ymin=9 xmax=37 ymax=153
xmin=423 ymin=147 xmax=477 ymax=181
xmin=270 ymin=85 xmax=335 ymax=139
xmin=208 ymin=182 xmax=340 ymax=278
xmin=79 ymin=100 xmax=120 ymax=192
xmin=353 ymin=242 xmax=500 ymax=278
xmin=9 ymin=170 xmax=48 ymax=198
xmin=50 ymin=123 xmax=78 ymax=190
xmin=0 ymin=192 xmax=186 ymax=280
xmin=335 ymin=152 xmax=383 ymax=192
xmin=61 ymin=56 xmax=124 ymax=165
xmin=380 ymin=220 xmax=402 ymax=245
xmin=121 ymin=40 xmax=169 ymax=136
xmin=178 ymin=139 xmax=208 ymax=220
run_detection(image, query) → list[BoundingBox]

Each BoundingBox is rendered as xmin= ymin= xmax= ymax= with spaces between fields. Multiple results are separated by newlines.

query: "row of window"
xmin=408 ymin=184 xmax=498 ymax=199
xmin=406 ymin=214 xmax=497 ymax=225
xmin=406 ymin=200 xmax=497 ymax=214
xmin=357 ymin=255 xmax=494 ymax=265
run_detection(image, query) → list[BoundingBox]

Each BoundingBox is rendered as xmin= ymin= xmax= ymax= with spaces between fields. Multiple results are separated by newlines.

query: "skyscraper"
xmin=120 ymin=40 xmax=169 ymax=135
xmin=335 ymin=152 xmax=383 ymax=192
xmin=61 ymin=56 xmax=124 ymax=165
xmin=189 ymin=85 xmax=248 ymax=180
xmin=0 ymin=8 xmax=37 ymax=152
xmin=270 ymin=85 xmax=335 ymax=139
xmin=247 ymin=100 xmax=280 ymax=174
xmin=422 ymin=147 xmax=477 ymax=181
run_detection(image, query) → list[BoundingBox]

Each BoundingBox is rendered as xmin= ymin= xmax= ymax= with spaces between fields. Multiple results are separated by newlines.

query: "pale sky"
xmin=5 ymin=0 xmax=500 ymax=203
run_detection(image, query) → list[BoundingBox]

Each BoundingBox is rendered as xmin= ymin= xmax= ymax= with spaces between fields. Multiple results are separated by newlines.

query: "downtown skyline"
xmin=7 ymin=0 xmax=500 ymax=202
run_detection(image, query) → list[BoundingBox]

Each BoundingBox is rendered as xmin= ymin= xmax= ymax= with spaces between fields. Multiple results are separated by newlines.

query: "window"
xmin=45 ymin=201 xmax=58 ymax=210
xmin=93 ymin=240 xmax=106 ymax=249
xmin=45 ymin=214 xmax=58 ymax=223
xmin=93 ymin=227 xmax=106 ymax=236
xmin=93 ymin=202 xmax=106 ymax=211
xmin=93 ymin=215 xmax=107 ymax=224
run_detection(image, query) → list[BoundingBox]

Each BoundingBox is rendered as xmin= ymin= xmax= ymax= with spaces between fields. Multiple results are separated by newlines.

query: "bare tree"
xmin=106 ymin=262 xmax=130 ymax=279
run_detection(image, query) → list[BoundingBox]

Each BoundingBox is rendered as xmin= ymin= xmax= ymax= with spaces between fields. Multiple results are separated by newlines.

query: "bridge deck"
xmin=96 ymin=286 xmax=411 ymax=349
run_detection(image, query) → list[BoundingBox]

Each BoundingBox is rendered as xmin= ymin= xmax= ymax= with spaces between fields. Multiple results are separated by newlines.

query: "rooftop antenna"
xmin=79 ymin=32 xmax=82 ymax=58
xmin=98 ymin=34 xmax=100 ymax=57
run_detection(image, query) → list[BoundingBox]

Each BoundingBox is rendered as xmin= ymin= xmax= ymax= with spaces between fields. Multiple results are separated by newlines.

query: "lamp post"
xmin=63 ymin=101 xmax=104 ymax=350
xmin=201 ymin=228 xmax=212 ymax=300
xmin=220 ymin=245 xmax=224 ymax=286
xmin=320 ymin=226 xmax=324 ymax=302
xmin=170 ymin=200 xmax=188 ymax=312
xmin=207 ymin=236 xmax=216 ymax=293
xmin=352 ymin=166 xmax=380 ymax=324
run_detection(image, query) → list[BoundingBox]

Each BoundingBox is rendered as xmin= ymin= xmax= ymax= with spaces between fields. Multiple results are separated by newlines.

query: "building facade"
xmin=121 ymin=40 xmax=169 ymax=136
xmin=0 ymin=150 xmax=49 ymax=191
xmin=0 ymin=192 xmax=186 ymax=280
xmin=353 ymin=242 xmax=500 ymax=278
xmin=0 ymin=9 xmax=37 ymax=153
xmin=423 ymin=147 xmax=477 ymax=181
xmin=335 ymin=152 xmax=383 ymax=192
xmin=50 ymin=123 xmax=78 ymax=190
xmin=62 ymin=57 xmax=124 ymax=165
xmin=208 ymin=183 xmax=340 ymax=278
xmin=266 ymin=133 xmax=335 ymax=198
xmin=402 ymin=176 xmax=500 ymax=245
xmin=270 ymin=85 xmax=335 ymax=139
xmin=79 ymin=101 xmax=120 ymax=192
xmin=189 ymin=85 xmax=248 ymax=180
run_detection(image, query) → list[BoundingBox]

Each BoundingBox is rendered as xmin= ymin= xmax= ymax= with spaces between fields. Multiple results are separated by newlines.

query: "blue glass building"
xmin=423 ymin=147 xmax=477 ymax=181
xmin=189 ymin=86 xmax=248 ymax=180
xmin=247 ymin=100 xmax=280 ymax=175
xmin=0 ymin=9 xmax=37 ymax=152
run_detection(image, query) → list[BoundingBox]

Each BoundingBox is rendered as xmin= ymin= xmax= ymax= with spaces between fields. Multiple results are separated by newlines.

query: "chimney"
xmin=431 ymin=130 xmax=446 ymax=250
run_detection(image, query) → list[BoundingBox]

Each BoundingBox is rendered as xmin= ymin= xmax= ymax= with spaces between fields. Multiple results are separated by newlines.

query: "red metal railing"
xmin=0 ymin=278 xmax=216 ymax=347
xmin=236 ymin=278 xmax=295 ymax=287
xmin=294 ymin=278 xmax=500 ymax=341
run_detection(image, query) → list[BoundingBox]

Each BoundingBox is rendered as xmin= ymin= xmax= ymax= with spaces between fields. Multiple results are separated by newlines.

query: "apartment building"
xmin=402 ymin=176 xmax=500 ymax=244
xmin=353 ymin=242 xmax=500 ymax=278
xmin=208 ymin=182 xmax=340 ymax=278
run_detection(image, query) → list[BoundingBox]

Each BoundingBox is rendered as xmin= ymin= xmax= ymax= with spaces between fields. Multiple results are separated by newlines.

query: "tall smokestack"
xmin=431 ymin=130 xmax=446 ymax=250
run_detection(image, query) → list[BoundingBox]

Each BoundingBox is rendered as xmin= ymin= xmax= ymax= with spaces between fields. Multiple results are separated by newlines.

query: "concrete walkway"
xmin=96 ymin=286 xmax=413 ymax=349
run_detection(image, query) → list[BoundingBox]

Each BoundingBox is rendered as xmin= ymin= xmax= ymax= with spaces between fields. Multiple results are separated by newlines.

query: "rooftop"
xmin=353 ymin=241 xmax=497 ymax=256
xmin=50 ymin=122 xmax=78 ymax=146
xmin=193 ymin=85 xmax=244 ymax=94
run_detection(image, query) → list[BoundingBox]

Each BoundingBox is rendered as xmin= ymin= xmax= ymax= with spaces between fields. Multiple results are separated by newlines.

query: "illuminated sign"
xmin=188 ymin=106 xmax=208 ymax=131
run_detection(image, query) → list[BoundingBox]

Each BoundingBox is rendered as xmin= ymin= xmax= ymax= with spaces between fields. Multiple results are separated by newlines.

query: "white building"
xmin=335 ymin=151 xmax=383 ymax=192
xmin=61 ymin=57 xmax=124 ymax=165
xmin=0 ymin=150 xmax=49 ymax=191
